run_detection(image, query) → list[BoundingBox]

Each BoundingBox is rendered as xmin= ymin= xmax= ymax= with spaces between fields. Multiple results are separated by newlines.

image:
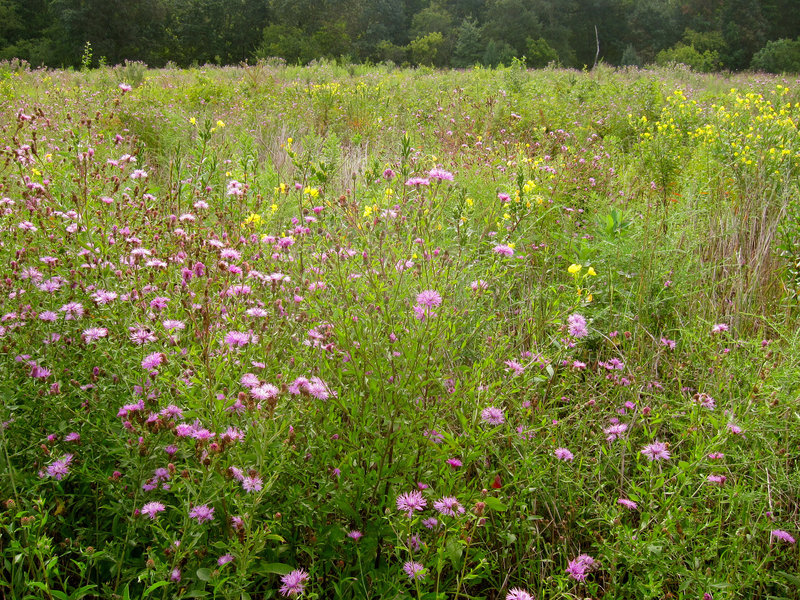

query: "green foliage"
xmin=452 ymin=17 xmax=483 ymax=68
xmin=751 ymin=37 xmax=800 ymax=73
xmin=525 ymin=37 xmax=558 ymax=68
xmin=2 ymin=59 xmax=800 ymax=600
xmin=656 ymin=44 xmax=722 ymax=73
xmin=409 ymin=32 xmax=445 ymax=67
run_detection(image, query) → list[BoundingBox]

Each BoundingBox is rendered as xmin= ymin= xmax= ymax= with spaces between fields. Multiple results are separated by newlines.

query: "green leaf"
xmin=68 ymin=584 xmax=97 ymax=600
xmin=181 ymin=591 xmax=210 ymax=598
xmin=483 ymin=496 xmax=507 ymax=512
xmin=142 ymin=581 xmax=170 ymax=597
xmin=260 ymin=563 xmax=295 ymax=575
xmin=196 ymin=568 xmax=212 ymax=581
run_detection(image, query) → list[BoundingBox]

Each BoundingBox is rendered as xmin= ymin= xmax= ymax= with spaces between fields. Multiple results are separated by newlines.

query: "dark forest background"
xmin=2 ymin=0 xmax=800 ymax=72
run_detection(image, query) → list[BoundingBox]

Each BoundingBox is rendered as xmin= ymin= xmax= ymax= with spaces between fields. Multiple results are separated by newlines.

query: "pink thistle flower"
xmin=694 ymin=393 xmax=716 ymax=410
xmin=82 ymin=327 xmax=108 ymax=343
xmin=170 ymin=568 xmax=181 ymax=582
xmin=347 ymin=530 xmax=363 ymax=540
xmin=405 ymin=177 xmax=430 ymax=186
xmin=567 ymin=313 xmax=588 ymax=338
xmin=141 ymin=501 xmax=166 ymax=519
xmin=446 ymin=458 xmax=463 ymax=469
xmin=141 ymin=352 xmax=164 ymax=370
xmin=242 ymin=475 xmax=263 ymax=493
xmin=279 ymin=569 xmax=309 ymax=597
xmin=470 ymin=279 xmax=488 ymax=291
xmin=706 ymin=474 xmax=727 ymax=485
xmin=504 ymin=359 xmax=525 ymax=376
xmin=428 ymin=168 xmax=454 ymax=181
xmin=771 ymin=529 xmax=796 ymax=544
xmin=433 ymin=496 xmax=465 ymax=516
xmin=481 ymin=406 xmax=505 ymax=426
xmin=493 ymin=244 xmax=514 ymax=256
xmin=506 ymin=589 xmax=534 ymax=600
xmin=403 ymin=561 xmax=426 ymax=581
xmin=566 ymin=553 xmax=596 ymax=581
xmin=641 ymin=441 xmax=670 ymax=461
xmin=727 ymin=423 xmax=743 ymax=435
xmin=711 ymin=323 xmax=729 ymax=334
xmin=188 ymin=504 xmax=214 ymax=524
xmin=396 ymin=490 xmax=427 ymax=517
xmin=44 ymin=454 xmax=74 ymax=480
xmin=554 ymin=447 xmax=574 ymax=461
xmin=217 ymin=554 xmax=235 ymax=566
xmin=603 ymin=422 xmax=628 ymax=442
xmin=416 ymin=290 xmax=442 ymax=308
xmin=617 ymin=498 xmax=638 ymax=510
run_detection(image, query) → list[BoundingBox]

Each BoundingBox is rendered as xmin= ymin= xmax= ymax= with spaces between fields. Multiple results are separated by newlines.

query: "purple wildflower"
xmin=279 ymin=569 xmax=309 ymax=597
xmin=403 ymin=561 xmax=426 ymax=581
xmin=481 ymin=406 xmax=505 ymax=425
xmin=554 ymin=447 xmax=574 ymax=461
xmin=396 ymin=490 xmax=427 ymax=517
xmin=416 ymin=290 xmax=442 ymax=308
xmin=506 ymin=589 xmax=534 ymax=600
xmin=141 ymin=501 xmax=166 ymax=519
xmin=771 ymin=529 xmax=796 ymax=544
xmin=641 ymin=441 xmax=670 ymax=461
xmin=188 ymin=504 xmax=214 ymax=524
xmin=433 ymin=496 xmax=465 ymax=517
xmin=566 ymin=554 xmax=596 ymax=581
xmin=567 ymin=313 xmax=588 ymax=338
xmin=428 ymin=168 xmax=454 ymax=181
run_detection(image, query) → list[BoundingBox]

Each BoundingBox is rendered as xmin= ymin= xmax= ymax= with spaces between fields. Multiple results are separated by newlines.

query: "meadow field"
xmin=0 ymin=59 xmax=799 ymax=599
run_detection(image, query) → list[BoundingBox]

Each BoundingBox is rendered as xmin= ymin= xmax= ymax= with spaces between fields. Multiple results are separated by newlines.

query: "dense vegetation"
xmin=1 ymin=60 xmax=800 ymax=599
xmin=2 ymin=0 xmax=800 ymax=72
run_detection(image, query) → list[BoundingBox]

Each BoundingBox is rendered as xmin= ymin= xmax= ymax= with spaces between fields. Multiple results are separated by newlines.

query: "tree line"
xmin=1 ymin=0 xmax=799 ymax=72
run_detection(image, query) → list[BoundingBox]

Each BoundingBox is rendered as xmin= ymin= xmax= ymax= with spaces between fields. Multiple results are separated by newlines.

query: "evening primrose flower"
xmin=568 ymin=264 xmax=582 ymax=275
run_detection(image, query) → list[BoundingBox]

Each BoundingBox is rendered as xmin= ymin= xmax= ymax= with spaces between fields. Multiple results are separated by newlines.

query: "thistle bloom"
xmin=405 ymin=177 xmax=430 ymax=186
xmin=566 ymin=554 xmax=596 ymax=581
xmin=617 ymin=498 xmax=638 ymax=510
xmin=189 ymin=504 xmax=214 ymax=524
xmin=771 ymin=529 xmax=796 ymax=544
xmin=554 ymin=447 xmax=574 ymax=461
xmin=416 ymin=290 xmax=442 ymax=308
xmin=493 ymin=244 xmax=514 ymax=256
xmin=433 ymin=496 xmax=465 ymax=517
xmin=641 ymin=441 xmax=670 ymax=461
xmin=507 ymin=589 xmax=534 ymax=600
xmin=428 ymin=168 xmax=454 ymax=181
xmin=396 ymin=490 xmax=427 ymax=517
xmin=141 ymin=352 xmax=164 ymax=370
xmin=481 ymin=406 xmax=505 ymax=426
xmin=141 ymin=501 xmax=166 ymax=519
xmin=403 ymin=561 xmax=426 ymax=581
xmin=567 ymin=313 xmax=588 ymax=338
xmin=279 ymin=569 xmax=309 ymax=596
xmin=217 ymin=554 xmax=235 ymax=566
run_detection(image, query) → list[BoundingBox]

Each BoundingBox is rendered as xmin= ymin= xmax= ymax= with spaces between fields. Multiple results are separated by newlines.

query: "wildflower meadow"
xmin=1 ymin=60 xmax=799 ymax=599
